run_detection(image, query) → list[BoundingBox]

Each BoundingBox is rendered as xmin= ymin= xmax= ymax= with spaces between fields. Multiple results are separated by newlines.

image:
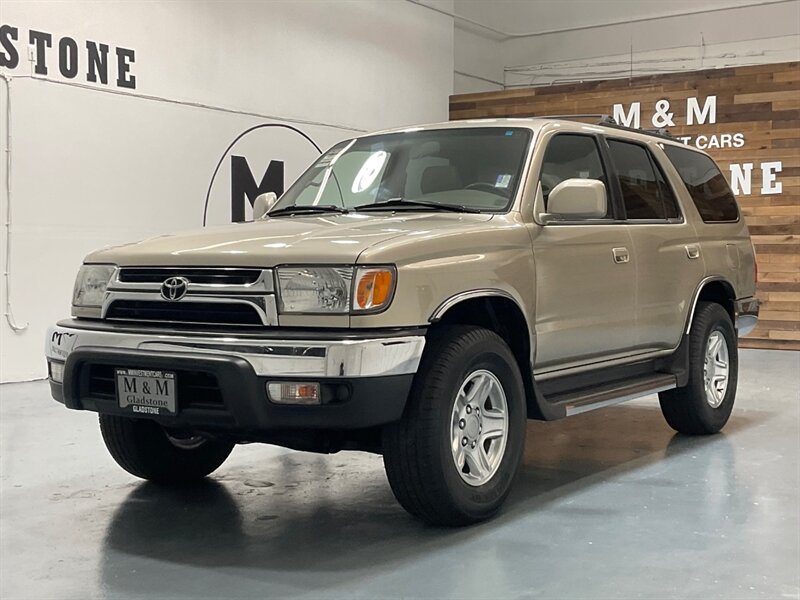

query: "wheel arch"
xmin=428 ymin=290 xmax=545 ymax=419
xmin=685 ymin=277 xmax=737 ymax=334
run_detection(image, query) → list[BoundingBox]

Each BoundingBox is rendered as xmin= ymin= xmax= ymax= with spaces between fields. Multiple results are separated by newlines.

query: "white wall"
xmin=0 ymin=0 xmax=454 ymax=382
xmin=452 ymin=0 xmax=800 ymax=92
xmin=454 ymin=26 xmax=504 ymax=93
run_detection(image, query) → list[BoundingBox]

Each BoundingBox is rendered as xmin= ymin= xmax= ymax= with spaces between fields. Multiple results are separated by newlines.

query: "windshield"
xmin=272 ymin=127 xmax=532 ymax=214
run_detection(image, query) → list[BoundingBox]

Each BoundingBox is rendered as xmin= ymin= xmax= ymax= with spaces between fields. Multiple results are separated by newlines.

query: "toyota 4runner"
xmin=46 ymin=118 xmax=759 ymax=526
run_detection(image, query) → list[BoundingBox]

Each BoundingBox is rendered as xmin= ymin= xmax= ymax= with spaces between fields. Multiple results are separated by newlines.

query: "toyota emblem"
xmin=160 ymin=277 xmax=189 ymax=301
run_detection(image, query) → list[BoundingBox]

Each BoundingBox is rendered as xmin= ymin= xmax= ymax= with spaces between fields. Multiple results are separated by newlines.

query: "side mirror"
xmin=253 ymin=192 xmax=278 ymax=220
xmin=544 ymin=179 xmax=607 ymax=221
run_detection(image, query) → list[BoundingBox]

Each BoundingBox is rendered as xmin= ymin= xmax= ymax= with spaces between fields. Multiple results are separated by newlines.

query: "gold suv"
xmin=46 ymin=118 xmax=759 ymax=525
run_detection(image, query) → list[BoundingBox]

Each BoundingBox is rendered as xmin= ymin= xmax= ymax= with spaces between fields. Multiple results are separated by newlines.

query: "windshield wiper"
xmin=353 ymin=198 xmax=481 ymax=214
xmin=268 ymin=204 xmax=349 ymax=217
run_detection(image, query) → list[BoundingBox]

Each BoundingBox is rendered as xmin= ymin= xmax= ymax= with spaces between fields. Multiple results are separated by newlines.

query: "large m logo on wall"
xmin=230 ymin=156 xmax=284 ymax=222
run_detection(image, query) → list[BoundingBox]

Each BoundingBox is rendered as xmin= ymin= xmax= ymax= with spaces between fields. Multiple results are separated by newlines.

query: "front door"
xmin=531 ymin=133 xmax=637 ymax=371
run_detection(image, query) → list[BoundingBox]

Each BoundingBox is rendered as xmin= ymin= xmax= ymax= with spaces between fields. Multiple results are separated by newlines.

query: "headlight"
xmin=72 ymin=265 xmax=116 ymax=307
xmin=276 ymin=266 xmax=396 ymax=314
xmin=277 ymin=267 xmax=353 ymax=313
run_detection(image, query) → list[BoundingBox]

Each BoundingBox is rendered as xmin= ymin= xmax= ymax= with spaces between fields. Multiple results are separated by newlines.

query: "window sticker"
xmin=317 ymin=155 xmax=334 ymax=169
xmin=316 ymin=149 xmax=340 ymax=169
xmin=351 ymin=150 xmax=388 ymax=193
xmin=317 ymin=139 xmax=356 ymax=169
xmin=495 ymin=174 xmax=512 ymax=188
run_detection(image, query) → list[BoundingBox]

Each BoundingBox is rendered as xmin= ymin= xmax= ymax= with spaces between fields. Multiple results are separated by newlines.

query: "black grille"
xmin=118 ymin=268 xmax=262 ymax=285
xmin=87 ymin=364 xmax=225 ymax=410
xmin=106 ymin=300 xmax=263 ymax=326
xmin=87 ymin=364 xmax=115 ymax=398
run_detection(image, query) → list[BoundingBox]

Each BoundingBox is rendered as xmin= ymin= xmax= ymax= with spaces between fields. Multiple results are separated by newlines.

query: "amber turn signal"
xmin=354 ymin=267 xmax=395 ymax=311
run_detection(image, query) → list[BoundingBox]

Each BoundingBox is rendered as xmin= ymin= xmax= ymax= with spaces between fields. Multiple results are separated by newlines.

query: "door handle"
xmin=612 ymin=247 xmax=630 ymax=264
xmin=685 ymin=244 xmax=701 ymax=259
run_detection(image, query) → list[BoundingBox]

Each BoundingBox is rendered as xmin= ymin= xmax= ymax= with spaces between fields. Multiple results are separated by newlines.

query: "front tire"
xmin=659 ymin=301 xmax=738 ymax=434
xmin=382 ymin=326 xmax=527 ymax=526
xmin=99 ymin=415 xmax=234 ymax=484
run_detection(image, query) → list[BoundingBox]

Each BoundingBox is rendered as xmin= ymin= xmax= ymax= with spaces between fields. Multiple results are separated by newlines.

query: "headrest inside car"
xmin=421 ymin=165 xmax=462 ymax=194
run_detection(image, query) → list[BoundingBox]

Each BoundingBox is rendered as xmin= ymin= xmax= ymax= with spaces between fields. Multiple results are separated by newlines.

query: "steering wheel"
xmin=464 ymin=182 xmax=507 ymax=196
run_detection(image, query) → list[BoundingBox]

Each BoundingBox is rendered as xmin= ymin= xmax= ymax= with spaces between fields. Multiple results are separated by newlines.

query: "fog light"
xmin=49 ymin=361 xmax=65 ymax=383
xmin=267 ymin=382 xmax=320 ymax=405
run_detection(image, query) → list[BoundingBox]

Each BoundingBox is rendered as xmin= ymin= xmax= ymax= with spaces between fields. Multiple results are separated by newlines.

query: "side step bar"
xmin=546 ymin=373 xmax=677 ymax=417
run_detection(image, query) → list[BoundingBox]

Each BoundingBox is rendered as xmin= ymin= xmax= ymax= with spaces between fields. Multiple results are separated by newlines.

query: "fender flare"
xmin=684 ymin=276 xmax=736 ymax=334
xmin=429 ymin=288 xmax=521 ymax=323
xmin=427 ymin=289 xmax=563 ymax=420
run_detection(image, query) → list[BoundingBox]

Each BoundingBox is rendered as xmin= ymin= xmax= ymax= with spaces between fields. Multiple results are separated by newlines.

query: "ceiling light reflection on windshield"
xmin=351 ymin=151 xmax=388 ymax=193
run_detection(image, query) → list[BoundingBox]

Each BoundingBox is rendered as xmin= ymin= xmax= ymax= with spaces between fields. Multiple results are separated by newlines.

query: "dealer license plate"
xmin=115 ymin=368 xmax=177 ymax=416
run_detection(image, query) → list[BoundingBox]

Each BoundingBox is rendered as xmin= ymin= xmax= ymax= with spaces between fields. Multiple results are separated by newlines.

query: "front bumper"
xmin=45 ymin=320 xmax=425 ymax=431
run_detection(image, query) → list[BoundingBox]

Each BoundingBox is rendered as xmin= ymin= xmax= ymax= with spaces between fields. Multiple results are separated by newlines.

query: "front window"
xmin=273 ymin=127 xmax=532 ymax=214
xmin=539 ymin=134 xmax=608 ymax=216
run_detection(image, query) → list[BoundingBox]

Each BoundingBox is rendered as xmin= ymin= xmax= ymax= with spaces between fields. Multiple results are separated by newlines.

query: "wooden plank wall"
xmin=450 ymin=62 xmax=800 ymax=351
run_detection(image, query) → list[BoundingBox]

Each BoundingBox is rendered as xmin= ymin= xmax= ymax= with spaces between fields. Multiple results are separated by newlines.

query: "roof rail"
xmin=598 ymin=121 xmax=675 ymax=141
xmin=537 ymin=114 xmax=675 ymax=141
xmin=539 ymin=114 xmax=616 ymax=124
xmin=643 ymin=127 xmax=673 ymax=138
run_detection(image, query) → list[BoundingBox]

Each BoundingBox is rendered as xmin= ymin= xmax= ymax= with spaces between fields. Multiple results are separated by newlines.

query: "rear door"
xmin=531 ymin=133 xmax=637 ymax=371
xmin=605 ymin=138 xmax=705 ymax=351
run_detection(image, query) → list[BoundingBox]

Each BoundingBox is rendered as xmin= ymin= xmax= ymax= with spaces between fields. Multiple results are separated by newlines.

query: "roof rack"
xmin=600 ymin=121 xmax=675 ymax=141
xmin=537 ymin=114 xmax=674 ymax=141
xmin=539 ymin=114 xmax=616 ymax=124
xmin=643 ymin=127 xmax=673 ymax=138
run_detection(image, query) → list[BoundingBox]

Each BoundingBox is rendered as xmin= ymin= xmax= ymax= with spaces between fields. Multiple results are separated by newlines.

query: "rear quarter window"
xmin=662 ymin=145 xmax=740 ymax=222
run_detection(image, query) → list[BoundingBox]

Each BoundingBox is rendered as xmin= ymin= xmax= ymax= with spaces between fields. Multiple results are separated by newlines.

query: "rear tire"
xmin=99 ymin=415 xmax=234 ymax=484
xmin=383 ymin=325 xmax=527 ymax=526
xmin=659 ymin=301 xmax=738 ymax=434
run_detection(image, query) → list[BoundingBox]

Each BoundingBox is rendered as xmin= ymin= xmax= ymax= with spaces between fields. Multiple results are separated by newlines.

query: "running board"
xmin=547 ymin=373 xmax=678 ymax=416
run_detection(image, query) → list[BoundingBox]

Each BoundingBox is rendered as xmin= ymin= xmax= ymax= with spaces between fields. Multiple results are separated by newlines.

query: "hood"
xmin=85 ymin=212 xmax=494 ymax=267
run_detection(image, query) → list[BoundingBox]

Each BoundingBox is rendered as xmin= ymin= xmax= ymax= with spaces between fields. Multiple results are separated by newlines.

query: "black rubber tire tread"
xmin=658 ymin=301 xmax=738 ymax=435
xmin=99 ymin=415 xmax=234 ymax=484
xmin=382 ymin=325 xmax=526 ymax=526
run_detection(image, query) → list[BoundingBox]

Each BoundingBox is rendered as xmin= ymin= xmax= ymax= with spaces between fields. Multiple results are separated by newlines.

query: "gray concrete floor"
xmin=1 ymin=349 xmax=798 ymax=600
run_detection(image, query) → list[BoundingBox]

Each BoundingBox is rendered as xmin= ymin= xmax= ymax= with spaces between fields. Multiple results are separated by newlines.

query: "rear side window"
xmin=607 ymin=140 xmax=680 ymax=220
xmin=662 ymin=145 xmax=739 ymax=222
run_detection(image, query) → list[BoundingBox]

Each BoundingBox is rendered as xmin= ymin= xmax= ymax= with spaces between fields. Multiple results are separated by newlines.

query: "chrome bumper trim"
xmin=734 ymin=296 xmax=759 ymax=337
xmin=45 ymin=324 xmax=426 ymax=378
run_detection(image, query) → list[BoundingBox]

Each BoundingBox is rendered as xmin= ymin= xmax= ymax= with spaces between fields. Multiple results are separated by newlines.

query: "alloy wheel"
xmin=450 ymin=369 xmax=509 ymax=486
xmin=703 ymin=330 xmax=730 ymax=408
